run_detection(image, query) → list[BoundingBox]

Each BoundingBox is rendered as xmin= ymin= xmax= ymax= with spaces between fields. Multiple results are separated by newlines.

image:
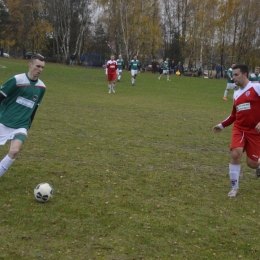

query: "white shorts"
xmin=131 ymin=70 xmax=138 ymax=76
xmin=119 ymin=70 xmax=122 ymax=73
xmin=163 ymin=70 xmax=169 ymax=74
xmin=0 ymin=123 xmax=27 ymax=145
xmin=226 ymin=83 xmax=236 ymax=90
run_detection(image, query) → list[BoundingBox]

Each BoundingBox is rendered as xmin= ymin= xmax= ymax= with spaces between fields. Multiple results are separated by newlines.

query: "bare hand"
xmin=212 ymin=125 xmax=222 ymax=133
xmin=255 ymin=122 xmax=260 ymax=133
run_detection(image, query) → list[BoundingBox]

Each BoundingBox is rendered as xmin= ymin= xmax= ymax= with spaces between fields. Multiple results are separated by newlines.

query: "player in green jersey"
xmin=158 ymin=58 xmax=170 ymax=81
xmin=249 ymin=67 xmax=260 ymax=82
xmin=0 ymin=55 xmax=46 ymax=178
xmin=117 ymin=55 xmax=124 ymax=82
xmin=128 ymin=56 xmax=140 ymax=86
xmin=223 ymin=63 xmax=237 ymax=100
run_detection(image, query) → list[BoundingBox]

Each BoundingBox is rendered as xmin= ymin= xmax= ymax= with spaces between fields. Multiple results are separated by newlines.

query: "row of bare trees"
xmin=162 ymin=0 xmax=260 ymax=69
xmin=1 ymin=0 xmax=260 ymax=69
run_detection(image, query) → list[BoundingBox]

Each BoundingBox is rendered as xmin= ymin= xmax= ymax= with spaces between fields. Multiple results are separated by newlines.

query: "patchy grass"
xmin=0 ymin=59 xmax=259 ymax=260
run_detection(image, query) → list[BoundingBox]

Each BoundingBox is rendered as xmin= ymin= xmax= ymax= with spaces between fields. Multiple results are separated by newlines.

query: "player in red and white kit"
xmin=106 ymin=55 xmax=118 ymax=94
xmin=213 ymin=64 xmax=260 ymax=197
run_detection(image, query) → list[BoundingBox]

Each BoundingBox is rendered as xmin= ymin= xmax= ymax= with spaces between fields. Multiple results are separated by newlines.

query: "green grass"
xmin=0 ymin=58 xmax=260 ymax=260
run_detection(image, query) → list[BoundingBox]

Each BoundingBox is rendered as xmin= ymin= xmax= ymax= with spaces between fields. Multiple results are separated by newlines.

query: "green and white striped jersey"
xmin=0 ymin=73 xmax=46 ymax=129
xmin=117 ymin=59 xmax=124 ymax=70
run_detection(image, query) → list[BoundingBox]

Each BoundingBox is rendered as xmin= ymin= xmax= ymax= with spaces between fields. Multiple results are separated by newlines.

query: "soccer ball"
xmin=34 ymin=183 xmax=54 ymax=202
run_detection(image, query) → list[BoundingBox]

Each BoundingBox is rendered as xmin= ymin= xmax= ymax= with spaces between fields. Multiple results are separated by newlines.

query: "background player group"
xmin=106 ymin=55 xmax=173 ymax=92
xmin=105 ymin=54 xmax=142 ymax=91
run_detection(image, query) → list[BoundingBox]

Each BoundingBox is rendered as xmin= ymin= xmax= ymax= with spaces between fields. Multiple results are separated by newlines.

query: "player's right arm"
xmin=213 ymin=105 xmax=236 ymax=133
xmin=0 ymin=77 xmax=16 ymax=97
xmin=105 ymin=61 xmax=109 ymax=75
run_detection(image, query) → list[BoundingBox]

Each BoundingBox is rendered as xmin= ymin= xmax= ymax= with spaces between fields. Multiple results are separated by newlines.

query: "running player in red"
xmin=213 ymin=64 xmax=260 ymax=197
xmin=106 ymin=55 xmax=118 ymax=94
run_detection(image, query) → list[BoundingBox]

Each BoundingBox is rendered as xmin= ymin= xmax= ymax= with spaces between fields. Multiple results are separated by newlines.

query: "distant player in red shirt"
xmin=106 ymin=55 xmax=118 ymax=94
xmin=213 ymin=64 xmax=260 ymax=197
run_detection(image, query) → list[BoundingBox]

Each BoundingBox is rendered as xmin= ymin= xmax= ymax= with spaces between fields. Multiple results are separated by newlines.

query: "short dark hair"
xmin=233 ymin=64 xmax=248 ymax=77
xmin=31 ymin=54 xmax=44 ymax=62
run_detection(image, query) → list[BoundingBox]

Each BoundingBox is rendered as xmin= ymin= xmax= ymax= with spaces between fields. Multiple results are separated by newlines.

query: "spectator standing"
xmin=216 ymin=64 xmax=222 ymax=79
xmin=170 ymin=60 xmax=176 ymax=75
xmin=151 ymin=59 xmax=158 ymax=74
xmin=80 ymin=54 xmax=85 ymax=66
xmin=70 ymin=54 xmax=75 ymax=66
xmin=176 ymin=61 xmax=182 ymax=75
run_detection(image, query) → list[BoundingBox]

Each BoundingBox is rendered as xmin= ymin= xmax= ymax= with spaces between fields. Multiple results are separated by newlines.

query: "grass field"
xmin=0 ymin=58 xmax=260 ymax=260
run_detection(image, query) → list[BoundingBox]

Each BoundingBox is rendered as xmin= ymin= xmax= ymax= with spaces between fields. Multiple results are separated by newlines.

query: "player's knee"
xmin=246 ymin=157 xmax=258 ymax=169
xmin=231 ymin=149 xmax=242 ymax=161
xmin=9 ymin=147 xmax=20 ymax=158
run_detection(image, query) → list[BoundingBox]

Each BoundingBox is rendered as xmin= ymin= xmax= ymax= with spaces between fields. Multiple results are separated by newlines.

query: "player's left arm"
xmin=0 ymin=93 xmax=6 ymax=104
xmin=253 ymin=84 xmax=260 ymax=133
xmin=30 ymin=88 xmax=46 ymax=128
xmin=29 ymin=105 xmax=38 ymax=128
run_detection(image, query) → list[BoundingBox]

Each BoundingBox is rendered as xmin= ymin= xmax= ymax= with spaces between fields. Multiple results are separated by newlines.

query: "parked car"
xmin=145 ymin=65 xmax=152 ymax=71
xmin=24 ymin=52 xmax=44 ymax=59
xmin=3 ymin=53 xmax=10 ymax=58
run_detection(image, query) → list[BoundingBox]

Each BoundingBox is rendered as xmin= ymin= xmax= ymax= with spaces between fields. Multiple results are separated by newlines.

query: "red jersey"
xmin=221 ymin=82 xmax=260 ymax=133
xmin=106 ymin=60 xmax=118 ymax=75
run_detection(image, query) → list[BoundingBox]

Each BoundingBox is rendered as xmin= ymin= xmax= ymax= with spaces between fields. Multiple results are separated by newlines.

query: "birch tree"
xmin=99 ymin=0 xmax=162 ymax=65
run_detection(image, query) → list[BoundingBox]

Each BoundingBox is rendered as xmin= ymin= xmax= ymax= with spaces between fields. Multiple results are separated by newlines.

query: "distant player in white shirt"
xmin=249 ymin=67 xmax=260 ymax=82
xmin=116 ymin=55 xmax=124 ymax=82
xmin=223 ymin=63 xmax=237 ymax=100
xmin=128 ymin=56 xmax=140 ymax=86
xmin=158 ymin=58 xmax=170 ymax=81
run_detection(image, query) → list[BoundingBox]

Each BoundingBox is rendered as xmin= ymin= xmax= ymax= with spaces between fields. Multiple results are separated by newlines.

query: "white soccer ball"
xmin=34 ymin=183 xmax=54 ymax=202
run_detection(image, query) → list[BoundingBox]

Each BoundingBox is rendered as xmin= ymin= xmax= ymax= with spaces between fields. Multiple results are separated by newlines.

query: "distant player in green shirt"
xmin=128 ymin=55 xmax=140 ymax=86
xmin=249 ymin=67 xmax=260 ymax=82
xmin=223 ymin=63 xmax=237 ymax=100
xmin=0 ymin=55 xmax=46 ymax=178
xmin=117 ymin=55 xmax=124 ymax=82
xmin=158 ymin=58 xmax=170 ymax=81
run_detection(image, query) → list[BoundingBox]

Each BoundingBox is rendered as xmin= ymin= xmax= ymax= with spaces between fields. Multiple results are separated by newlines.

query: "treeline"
xmin=0 ymin=0 xmax=260 ymax=69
